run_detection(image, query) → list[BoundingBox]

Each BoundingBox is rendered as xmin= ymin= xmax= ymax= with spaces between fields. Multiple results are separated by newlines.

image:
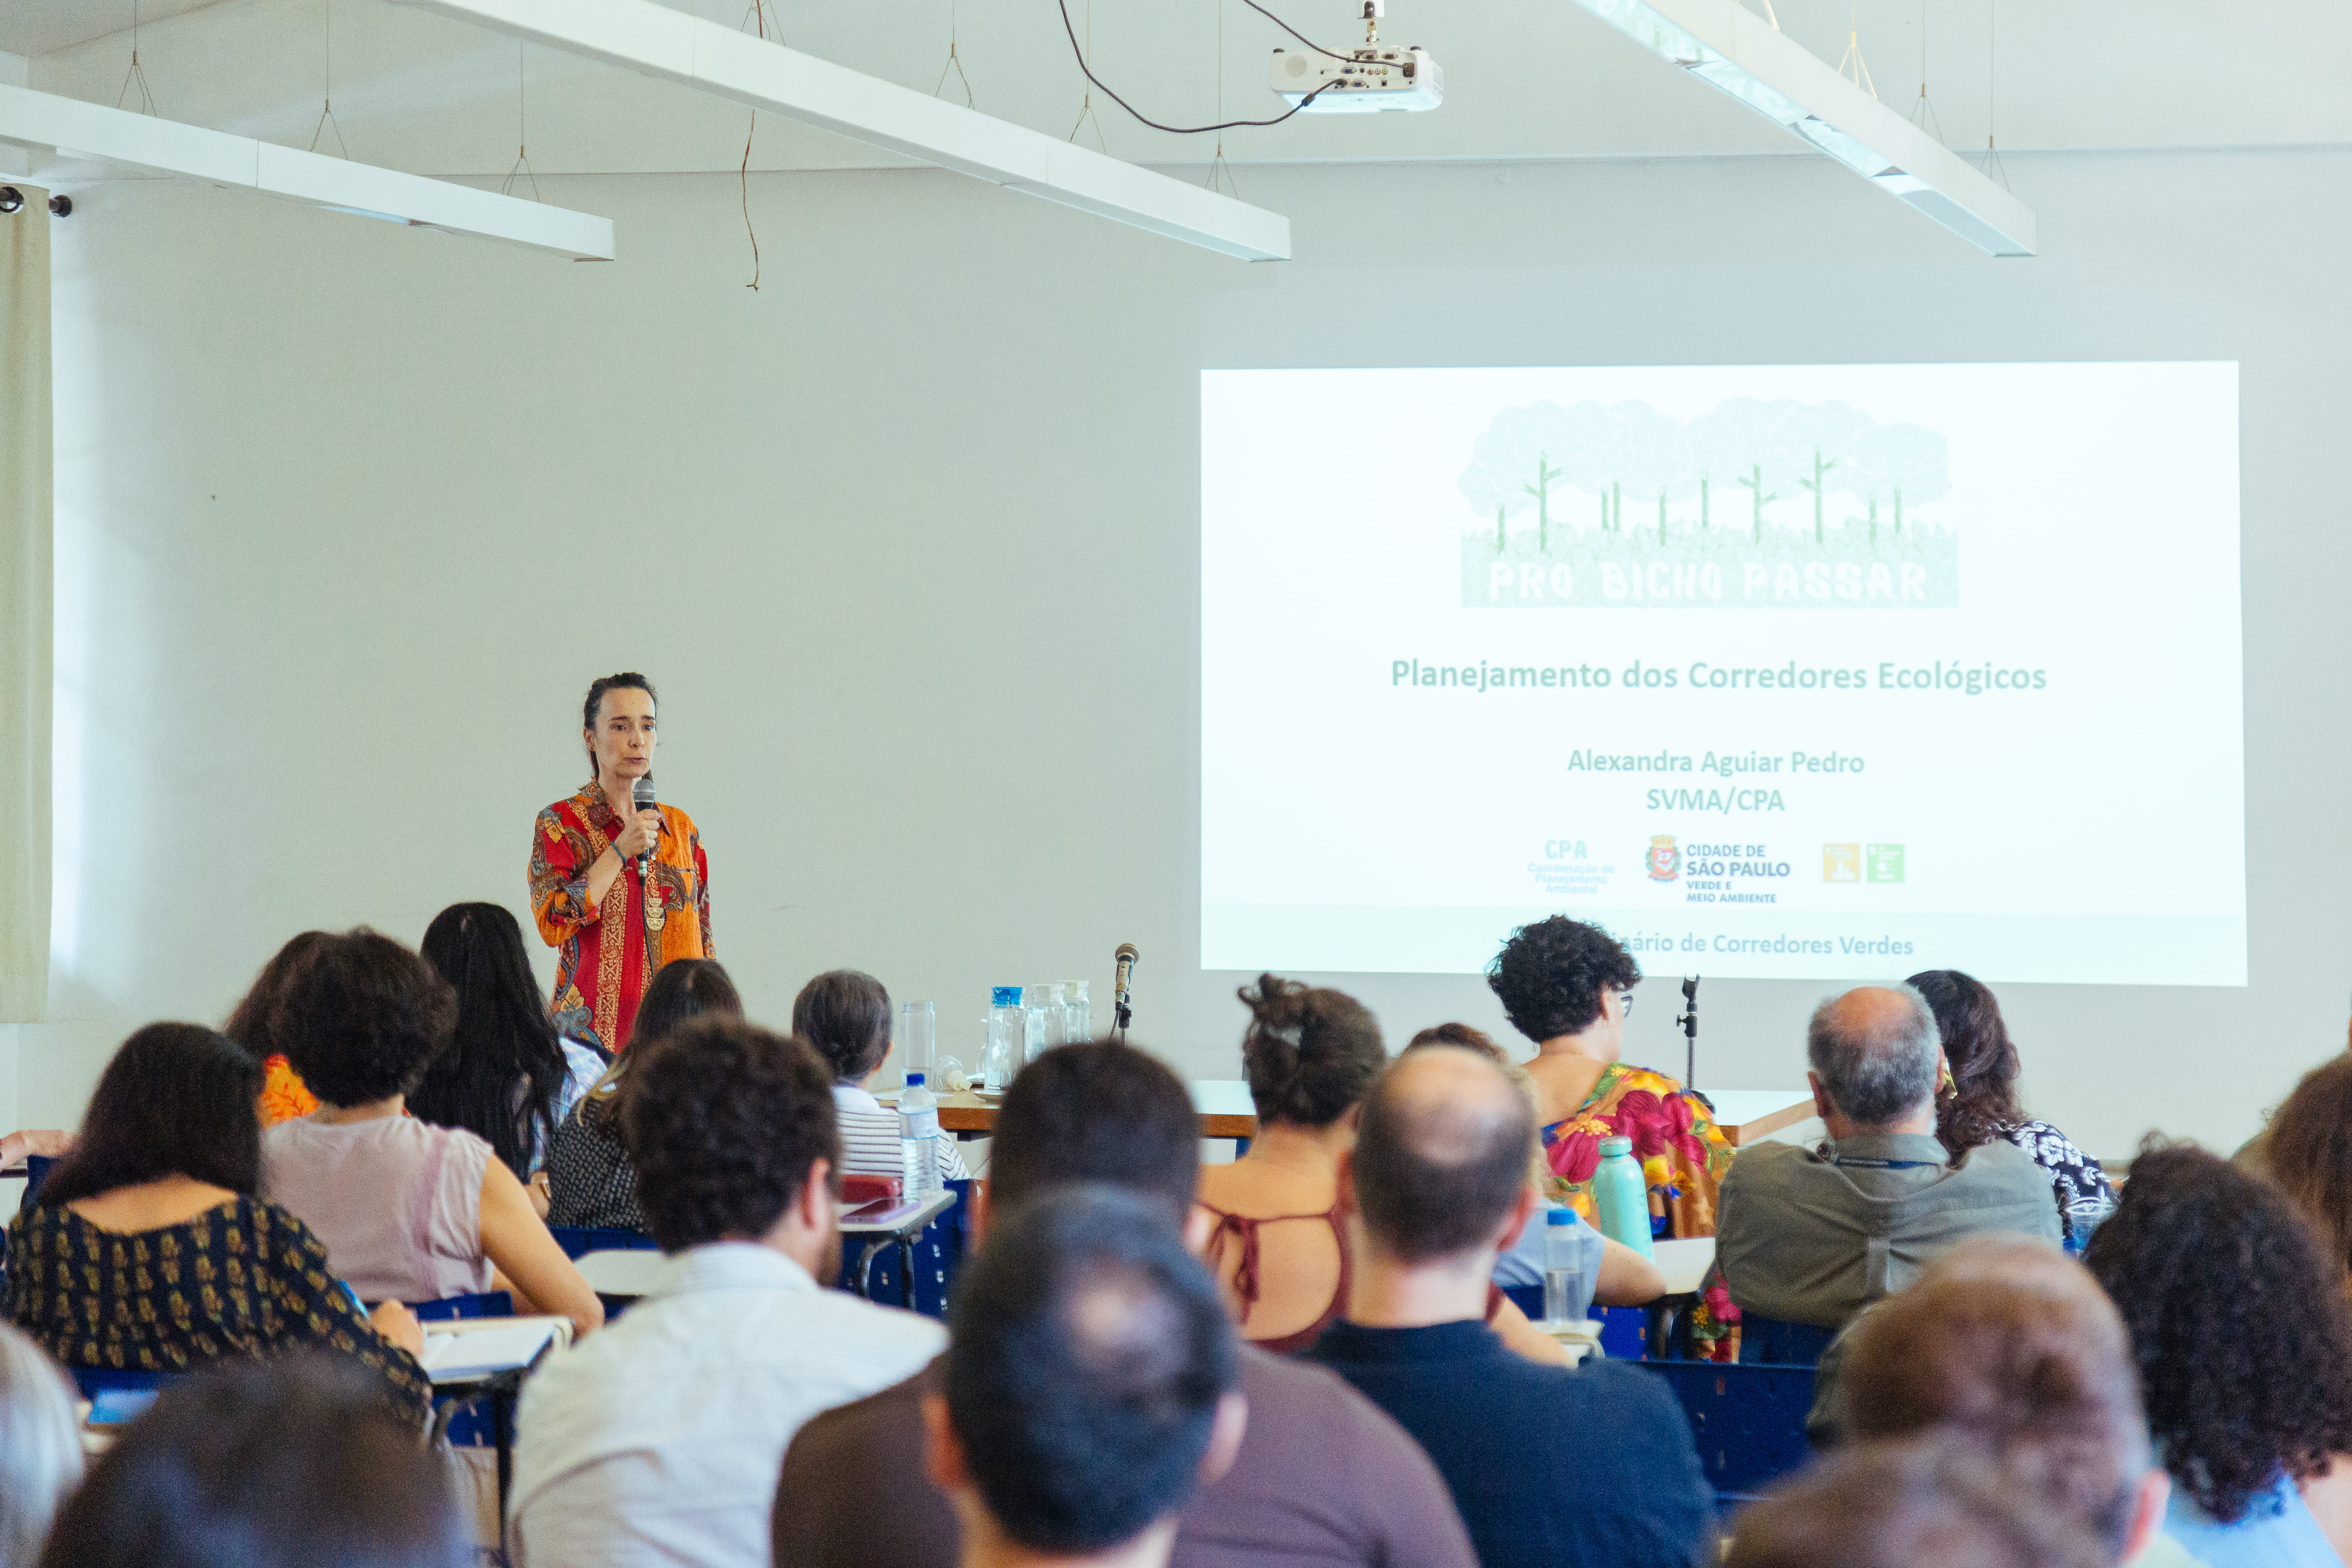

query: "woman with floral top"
xmin=1488 ymin=916 xmax=1739 ymax=1354
xmin=6 ymin=1023 xmax=433 ymax=1425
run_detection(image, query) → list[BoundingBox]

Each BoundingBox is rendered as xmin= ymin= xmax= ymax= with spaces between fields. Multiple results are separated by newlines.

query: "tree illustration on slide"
xmin=1798 ymin=448 xmax=1838 ymax=543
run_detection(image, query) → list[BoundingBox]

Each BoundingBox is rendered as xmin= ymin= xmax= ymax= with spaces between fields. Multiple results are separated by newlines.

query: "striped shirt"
xmin=831 ymin=1084 xmax=968 ymax=1184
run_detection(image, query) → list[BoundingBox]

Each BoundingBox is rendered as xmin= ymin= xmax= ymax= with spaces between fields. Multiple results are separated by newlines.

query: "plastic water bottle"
xmin=1541 ymin=1207 xmax=1590 ymax=1326
xmin=1592 ymin=1135 xmax=1654 ymax=1258
xmin=1021 ymin=987 xmax=1052 ymax=1065
xmin=897 ymin=1072 xmax=943 ymax=1200
xmin=1064 ymin=980 xmax=1090 ymax=1044
xmin=987 ymin=987 xmax=1025 ymax=1075
xmin=980 ymin=1013 xmax=1014 ymax=1091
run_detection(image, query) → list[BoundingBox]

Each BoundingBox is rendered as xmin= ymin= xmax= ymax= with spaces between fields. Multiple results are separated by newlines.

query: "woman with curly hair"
xmin=260 ymin=928 xmax=603 ymax=1340
xmin=223 ymin=930 xmax=330 ymax=1126
xmin=2083 ymin=1142 xmax=2352 ymax=1565
xmin=1910 ymin=969 xmax=2116 ymax=1247
xmin=1488 ymin=916 xmax=1734 ymax=1246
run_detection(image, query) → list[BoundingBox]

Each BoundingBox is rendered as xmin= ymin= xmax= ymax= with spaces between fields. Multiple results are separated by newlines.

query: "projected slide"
xmin=1200 ymin=364 xmax=2245 ymax=985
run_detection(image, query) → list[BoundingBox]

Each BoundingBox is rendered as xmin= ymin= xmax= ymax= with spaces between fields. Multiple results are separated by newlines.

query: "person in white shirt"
xmin=794 ymin=968 xmax=969 ymax=1184
xmin=509 ymin=1016 xmax=946 ymax=1568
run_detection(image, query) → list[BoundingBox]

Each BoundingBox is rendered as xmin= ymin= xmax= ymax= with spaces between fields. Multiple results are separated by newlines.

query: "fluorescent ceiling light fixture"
xmin=1573 ymin=0 xmax=2035 ymax=257
xmin=0 ymin=83 xmax=614 ymax=260
xmin=384 ymin=0 xmax=1291 ymax=263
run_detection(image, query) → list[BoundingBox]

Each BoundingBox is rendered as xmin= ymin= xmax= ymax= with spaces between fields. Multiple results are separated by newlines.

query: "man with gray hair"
xmin=1715 ymin=985 xmax=2060 ymax=1330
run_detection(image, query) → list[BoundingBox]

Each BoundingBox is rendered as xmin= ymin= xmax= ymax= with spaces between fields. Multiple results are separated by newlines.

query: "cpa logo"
xmin=1646 ymin=834 xmax=1681 ymax=882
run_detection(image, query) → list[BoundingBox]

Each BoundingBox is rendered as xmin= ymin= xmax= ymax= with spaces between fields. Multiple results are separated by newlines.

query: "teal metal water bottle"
xmin=1592 ymin=1136 xmax=1655 ymax=1258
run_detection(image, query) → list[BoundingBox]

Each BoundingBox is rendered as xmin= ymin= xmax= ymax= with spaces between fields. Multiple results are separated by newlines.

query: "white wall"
xmin=28 ymin=147 xmax=2352 ymax=1159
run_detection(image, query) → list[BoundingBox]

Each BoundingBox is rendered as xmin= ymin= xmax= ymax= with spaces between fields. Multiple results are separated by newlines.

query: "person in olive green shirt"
xmin=1716 ymin=985 xmax=2061 ymax=1331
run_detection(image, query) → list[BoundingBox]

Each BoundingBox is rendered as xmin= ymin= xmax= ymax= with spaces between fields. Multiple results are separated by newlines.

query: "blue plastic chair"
xmin=1637 ymin=1360 xmax=1818 ymax=1506
xmin=71 ymin=1366 xmax=176 ymax=1426
xmin=1499 ymin=1283 xmax=1678 ymax=1361
xmin=836 ymin=1177 xmax=974 ymax=1318
xmin=1736 ymin=1313 xmax=1836 ymax=1367
xmin=548 ymin=1225 xmax=660 ymax=1261
xmin=410 ymin=1291 xmax=514 ymax=1323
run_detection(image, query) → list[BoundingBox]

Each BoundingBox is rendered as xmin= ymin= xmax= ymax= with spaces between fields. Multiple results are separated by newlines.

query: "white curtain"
xmin=0 ymin=185 xmax=50 ymax=1023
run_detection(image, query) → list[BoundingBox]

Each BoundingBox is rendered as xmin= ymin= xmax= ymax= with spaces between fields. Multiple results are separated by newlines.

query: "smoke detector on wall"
xmin=1271 ymin=1 xmax=1443 ymax=113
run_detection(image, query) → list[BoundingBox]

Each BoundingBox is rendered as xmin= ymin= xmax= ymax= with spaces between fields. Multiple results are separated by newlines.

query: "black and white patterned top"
xmin=544 ymin=1098 xmax=645 ymax=1232
xmin=1995 ymin=1119 xmax=2116 ymax=1243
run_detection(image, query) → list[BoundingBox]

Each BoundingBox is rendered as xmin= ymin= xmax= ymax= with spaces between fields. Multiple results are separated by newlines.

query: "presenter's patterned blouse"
xmin=4 ymin=1195 xmax=433 ymax=1424
xmin=530 ymin=779 xmax=713 ymax=1055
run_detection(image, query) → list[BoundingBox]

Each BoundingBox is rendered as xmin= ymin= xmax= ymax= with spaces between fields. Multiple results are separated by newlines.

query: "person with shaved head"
xmin=1715 ymin=984 xmax=2061 ymax=1331
xmin=1307 ymin=1045 xmax=1713 ymax=1568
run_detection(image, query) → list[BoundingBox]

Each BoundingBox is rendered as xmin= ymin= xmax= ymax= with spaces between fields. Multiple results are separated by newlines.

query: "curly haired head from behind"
xmin=1910 ymin=969 xmax=2025 ymax=1158
xmin=2263 ymin=1054 xmax=2352 ymax=1288
xmin=268 ymin=929 xmax=456 ymax=1109
xmin=1486 ymin=917 xmax=1641 ymax=1044
xmin=2082 ymin=1140 xmax=2352 ymax=1523
xmin=1235 ymin=976 xmax=1386 ymax=1129
xmin=619 ymin=1016 xmax=839 ymax=1253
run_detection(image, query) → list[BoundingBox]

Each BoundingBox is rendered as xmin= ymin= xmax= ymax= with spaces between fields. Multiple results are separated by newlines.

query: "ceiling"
xmin=8 ymin=0 xmax=2352 ymax=180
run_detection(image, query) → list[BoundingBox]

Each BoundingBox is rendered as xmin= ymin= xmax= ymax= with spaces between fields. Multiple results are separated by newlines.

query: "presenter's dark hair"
xmin=990 ymin=1040 xmax=1200 ymax=1222
xmin=1910 ymin=969 xmax=2026 ymax=1159
xmin=1353 ymin=1046 xmax=1535 ymax=1263
xmin=413 ymin=903 xmax=576 ymax=1180
xmin=582 ymin=671 xmax=657 ymax=775
xmin=620 ymin=1017 xmax=839 ymax=1251
xmin=946 ymin=1186 xmax=1236 ymax=1554
xmin=2083 ymin=1141 xmax=2352 ymax=1524
xmin=221 ymin=931 xmax=330 ymax=1063
xmin=270 ymin=929 xmax=458 ymax=1109
xmin=792 ymin=970 xmax=893 ymax=1084
xmin=37 ymin=1025 xmax=263 ymax=1208
xmin=1235 ymin=974 xmax=1386 ymax=1128
xmin=37 ymin=1357 xmax=470 ymax=1568
xmin=1487 ymin=916 xmax=1642 ymax=1043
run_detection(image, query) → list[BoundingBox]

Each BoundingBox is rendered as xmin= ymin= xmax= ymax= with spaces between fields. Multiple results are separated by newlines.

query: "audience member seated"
xmin=1486 ymin=917 xmax=1736 ymax=1350
xmin=2249 ymin=1054 xmax=2352 ymax=1290
xmin=1406 ymin=1023 xmax=1669 ymax=1314
xmin=510 ymin=1017 xmax=946 ymax=1568
xmin=259 ymin=928 xmax=601 ymax=1338
xmin=3 ymin=1024 xmax=432 ymax=1424
xmin=793 ymin=968 xmax=968 ymax=1184
xmin=1194 ymin=975 xmax=1387 ymax=1352
xmin=1308 ymin=1044 xmax=1713 ymax=1568
xmin=1912 ymin=969 xmax=2117 ymax=1246
xmin=1716 ymin=985 xmax=2060 ymax=1329
xmin=2083 ymin=1143 xmax=2352 ymax=1567
xmin=1827 ymin=1237 xmax=2197 ymax=1567
xmin=413 ymin=902 xmax=606 ymax=1210
xmin=36 ymin=1357 xmax=472 ymax=1568
xmin=544 ymin=956 xmax=739 ymax=1232
xmin=1723 ymin=1438 xmax=2110 ymax=1568
xmin=0 ymin=1323 xmax=82 ymax=1568
xmin=222 ymin=929 xmax=328 ymax=1126
xmin=924 ymin=1186 xmax=1246 ymax=1568
xmin=776 ymin=1038 xmax=1479 ymax=1568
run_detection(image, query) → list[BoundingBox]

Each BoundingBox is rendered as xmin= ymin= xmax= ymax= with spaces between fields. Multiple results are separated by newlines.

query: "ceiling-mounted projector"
xmin=1271 ymin=1 xmax=1442 ymax=113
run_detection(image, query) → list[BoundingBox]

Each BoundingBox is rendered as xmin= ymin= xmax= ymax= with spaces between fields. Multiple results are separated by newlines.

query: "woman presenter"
xmin=529 ymin=673 xmax=712 ymax=1054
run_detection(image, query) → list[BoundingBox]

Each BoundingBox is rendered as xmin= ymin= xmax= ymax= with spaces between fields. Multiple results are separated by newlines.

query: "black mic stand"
xmin=1677 ymin=976 xmax=1700 ymax=1090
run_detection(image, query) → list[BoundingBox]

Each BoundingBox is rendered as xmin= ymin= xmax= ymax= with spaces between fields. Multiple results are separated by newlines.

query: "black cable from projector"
xmin=1053 ymin=0 xmax=1352 ymax=134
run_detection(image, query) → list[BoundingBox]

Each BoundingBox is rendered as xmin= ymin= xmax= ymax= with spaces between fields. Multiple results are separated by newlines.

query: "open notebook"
xmin=419 ymin=1317 xmax=570 ymax=1384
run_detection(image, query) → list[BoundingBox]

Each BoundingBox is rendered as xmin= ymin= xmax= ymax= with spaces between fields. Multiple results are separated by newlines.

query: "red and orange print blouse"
xmin=529 ymin=779 xmax=713 ymax=1054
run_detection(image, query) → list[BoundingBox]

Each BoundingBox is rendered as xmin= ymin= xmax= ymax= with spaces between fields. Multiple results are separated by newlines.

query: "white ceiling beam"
xmin=0 ymin=82 xmax=614 ymax=259
xmin=382 ymin=0 xmax=1292 ymax=263
xmin=1572 ymin=0 xmax=2037 ymax=257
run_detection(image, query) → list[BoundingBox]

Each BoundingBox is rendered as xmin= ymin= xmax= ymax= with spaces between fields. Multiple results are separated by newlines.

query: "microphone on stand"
xmin=631 ymin=773 xmax=658 ymax=876
xmin=1677 ymin=976 xmax=1701 ymax=1090
xmin=1112 ymin=943 xmax=1139 ymax=1042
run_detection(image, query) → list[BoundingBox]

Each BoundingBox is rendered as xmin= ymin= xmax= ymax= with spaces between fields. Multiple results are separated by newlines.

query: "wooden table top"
xmin=904 ymin=1081 xmax=1812 ymax=1147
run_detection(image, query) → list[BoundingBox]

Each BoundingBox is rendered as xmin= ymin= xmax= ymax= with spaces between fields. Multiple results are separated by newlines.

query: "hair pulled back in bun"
xmin=1235 ymin=974 xmax=1387 ymax=1129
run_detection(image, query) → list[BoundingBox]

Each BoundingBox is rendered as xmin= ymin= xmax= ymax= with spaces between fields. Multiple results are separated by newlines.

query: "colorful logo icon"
xmin=1867 ymin=844 xmax=1906 ymax=883
xmin=1647 ymin=835 xmax=1681 ymax=882
xmin=1823 ymin=843 xmax=1861 ymax=883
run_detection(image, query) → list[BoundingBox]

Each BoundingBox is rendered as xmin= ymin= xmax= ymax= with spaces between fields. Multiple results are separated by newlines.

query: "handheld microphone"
xmin=631 ymin=773 xmax=658 ymax=875
xmin=1112 ymin=943 xmax=1138 ymax=1040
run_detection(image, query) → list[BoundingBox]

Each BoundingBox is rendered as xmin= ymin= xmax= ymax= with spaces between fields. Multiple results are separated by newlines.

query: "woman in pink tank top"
xmin=254 ymin=929 xmax=603 ymax=1341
